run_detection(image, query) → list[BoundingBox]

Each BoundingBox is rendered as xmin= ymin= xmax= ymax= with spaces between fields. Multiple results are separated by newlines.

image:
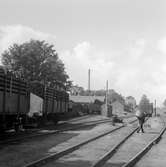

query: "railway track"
xmin=22 ymin=117 xmax=166 ymax=167
xmin=122 ymin=120 xmax=166 ymax=167
xmin=92 ymin=117 xmax=166 ymax=167
xmin=0 ymin=115 xmax=95 ymax=139
xmin=0 ymin=118 xmax=115 ymax=146
xmin=0 ymin=114 xmax=134 ymax=145
xmin=22 ymin=119 xmax=137 ymax=167
xmin=61 ymin=115 xmax=94 ymax=123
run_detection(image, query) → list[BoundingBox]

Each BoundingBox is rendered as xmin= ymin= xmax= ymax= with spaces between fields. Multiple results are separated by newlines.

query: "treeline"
xmin=70 ymin=85 xmax=126 ymax=104
xmin=138 ymin=94 xmax=153 ymax=115
xmin=1 ymin=39 xmax=72 ymax=90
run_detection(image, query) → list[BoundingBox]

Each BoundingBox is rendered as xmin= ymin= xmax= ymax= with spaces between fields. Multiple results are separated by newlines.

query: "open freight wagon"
xmin=30 ymin=81 xmax=69 ymax=125
xmin=0 ymin=67 xmax=69 ymax=131
xmin=0 ymin=68 xmax=29 ymax=131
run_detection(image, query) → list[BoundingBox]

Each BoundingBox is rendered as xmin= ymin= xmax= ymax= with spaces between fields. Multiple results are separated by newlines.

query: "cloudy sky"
xmin=0 ymin=0 xmax=166 ymax=105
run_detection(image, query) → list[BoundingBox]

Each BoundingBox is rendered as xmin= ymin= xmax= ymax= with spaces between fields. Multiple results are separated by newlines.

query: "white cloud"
xmin=0 ymin=24 xmax=56 ymax=56
xmin=60 ymin=39 xmax=166 ymax=105
xmin=60 ymin=42 xmax=115 ymax=90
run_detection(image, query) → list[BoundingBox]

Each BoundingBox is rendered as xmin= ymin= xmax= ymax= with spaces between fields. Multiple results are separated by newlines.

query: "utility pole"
xmin=88 ymin=69 xmax=90 ymax=95
xmin=106 ymin=80 xmax=108 ymax=112
xmin=151 ymin=103 xmax=154 ymax=116
xmin=154 ymin=99 xmax=156 ymax=116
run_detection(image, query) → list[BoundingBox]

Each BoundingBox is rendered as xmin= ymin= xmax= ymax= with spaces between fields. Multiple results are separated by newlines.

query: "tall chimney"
xmin=88 ymin=69 xmax=90 ymax=92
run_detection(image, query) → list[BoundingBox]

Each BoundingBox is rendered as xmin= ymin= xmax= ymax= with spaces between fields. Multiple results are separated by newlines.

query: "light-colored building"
xmin=111 ymin=100 xmax=124 ymax=115
xmin=70 ymin=95 xmax=105 ymax=104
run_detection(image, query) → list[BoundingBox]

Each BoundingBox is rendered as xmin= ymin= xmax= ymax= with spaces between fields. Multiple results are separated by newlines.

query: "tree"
xmin=138 ymin=95 xmax=151 ymax=114
xmin=94 ymin=90 xmax=106 ymax=96
xmin=107 ymin=89 xmax=125 ymax=104
xmin=1 ymin=40 xmax=70 ymax=88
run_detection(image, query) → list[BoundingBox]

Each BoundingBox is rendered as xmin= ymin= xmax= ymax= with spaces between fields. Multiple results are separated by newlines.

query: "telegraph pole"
xmin=88 ymin=69 xmax=90 ymax=94
xmin=154 ymin=99 xmax=156 ymax=116
xmin=106 ymin=80 xmax=108 ymax=112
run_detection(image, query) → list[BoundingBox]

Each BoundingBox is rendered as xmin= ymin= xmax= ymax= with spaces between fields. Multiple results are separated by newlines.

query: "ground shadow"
xmin=103 ymin=161 xmax=126 ymax=167
xmin=54 ymin=159 xmax=92 ymax=167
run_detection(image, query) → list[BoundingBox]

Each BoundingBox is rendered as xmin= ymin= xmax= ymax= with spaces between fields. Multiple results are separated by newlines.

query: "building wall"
xmin=101 ymin=104 xmax=112 ymax=117
xmin=112 ymin=101 xmax=124 ymax=115
xmin=89 ymin=103 xmax=101 ymax=113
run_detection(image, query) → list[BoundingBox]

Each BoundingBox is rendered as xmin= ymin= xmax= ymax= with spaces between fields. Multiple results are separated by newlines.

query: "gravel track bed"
xmin=40 ymin=117 xmax=163 ymax=167
xmin=0 ymin=115 xmax=135 ymax=167
xmin=64 ymin=115 xmax=109 ymax=124
xmin=44 ymin=123 xmax=138 ymax=167
xmin=0 ymin=115 xmax=111 ymax=142
xmin=134 ymin=115 xmax=166 ymax=167
xmin=103 ymin=117 xmax=164 ymax=167
xmin=0 ymin=133 xmax=78 ymax=167
xmin=0 ymin=120 xmax=121 ymax=167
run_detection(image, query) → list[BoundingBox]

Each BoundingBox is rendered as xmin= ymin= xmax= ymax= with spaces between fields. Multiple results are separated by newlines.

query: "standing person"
xmin=135 ymin=107 xmax=145 ymax=133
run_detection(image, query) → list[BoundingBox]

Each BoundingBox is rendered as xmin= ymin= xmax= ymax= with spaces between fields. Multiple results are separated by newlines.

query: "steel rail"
xmin=23 ymin=120 xmax=137 ymax=167
xmin=122 ymin=119 xmax=166 ymax=167
xmin=91 ymin=127 xmax=138 ymax=167
xmin=91 ymin=117 xmax=149 ymax=167
xmin=63 ymin=115 xmax=95 ymax=123
xmin=1 ymin=115 xmax=135 ymax=146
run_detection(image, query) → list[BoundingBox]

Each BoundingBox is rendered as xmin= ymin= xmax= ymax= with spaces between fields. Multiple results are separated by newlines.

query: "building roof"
xmin=70 ymin=95 xmax=105 ymax=104
xmin=111 ymin=100 xmax=125 ymax=106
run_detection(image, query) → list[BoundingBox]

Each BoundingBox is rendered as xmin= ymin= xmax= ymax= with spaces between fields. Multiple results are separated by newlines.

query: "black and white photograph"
xmin=0 ymin=0 xmax=166 ymax=167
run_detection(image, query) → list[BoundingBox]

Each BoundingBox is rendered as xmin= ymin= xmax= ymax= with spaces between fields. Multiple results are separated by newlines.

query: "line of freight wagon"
xmin=0 ymin=67 xmax=71 ymax=132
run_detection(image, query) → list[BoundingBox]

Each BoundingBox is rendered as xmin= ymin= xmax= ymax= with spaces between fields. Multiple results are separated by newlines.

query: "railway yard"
xmin=1 ymin=1 xmax=166 ymax=167
xmin=0 ymin=113 xmax=166 ymax=167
